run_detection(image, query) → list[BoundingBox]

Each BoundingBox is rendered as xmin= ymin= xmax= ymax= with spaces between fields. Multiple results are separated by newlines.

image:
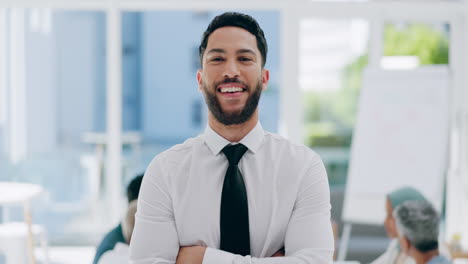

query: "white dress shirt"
xmin=99 ymin=242 xmax=129 ymax=264
xmin=130 ymin=122 xmax=334 ymax=264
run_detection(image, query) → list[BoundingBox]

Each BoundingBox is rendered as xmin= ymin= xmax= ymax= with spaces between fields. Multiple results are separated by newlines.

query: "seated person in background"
xmin=98 ymin=200 xmax=138 ymax=264
xmin=93 ymin=174 xmax=143 ymax=264
xmin=394 ymin=200 xmax=452 ymax=264
xmin=371 ymin=186 xmax=428 ymax=264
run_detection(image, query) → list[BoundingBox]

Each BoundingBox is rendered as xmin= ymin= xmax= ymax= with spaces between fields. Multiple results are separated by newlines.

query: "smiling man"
xmin=129 ymin=12 xmax=334 ymax=264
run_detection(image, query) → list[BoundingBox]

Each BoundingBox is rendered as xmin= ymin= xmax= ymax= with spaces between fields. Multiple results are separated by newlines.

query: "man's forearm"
xmin=176 ymin=246 xmax=206 ymax=264
xmin=176 ymin=246 xmax=285 ymax=264
xmin=201 ymin=247 xmax=333 ymax=264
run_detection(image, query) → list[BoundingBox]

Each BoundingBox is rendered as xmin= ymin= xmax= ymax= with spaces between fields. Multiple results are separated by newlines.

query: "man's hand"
xmin=176 ymin=246 xmax=207 ymax=264
xmin=271 ymin=247 xmax=285 ymax=257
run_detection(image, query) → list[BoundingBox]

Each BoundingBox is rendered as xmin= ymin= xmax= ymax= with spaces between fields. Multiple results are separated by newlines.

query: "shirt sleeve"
xmin=202 ymin=153 xmax=335 ymax=264
xmin=129 ymin=155 xmax=179 ymax=264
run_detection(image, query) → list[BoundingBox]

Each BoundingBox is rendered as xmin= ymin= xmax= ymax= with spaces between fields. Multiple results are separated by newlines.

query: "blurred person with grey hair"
xmin=371 ymin=186 xmax=428 ymax=264
xmin=393 ymin=200 xmax=452 ymax=264
xmin=371 ymin=186 xmax=451 ymax=264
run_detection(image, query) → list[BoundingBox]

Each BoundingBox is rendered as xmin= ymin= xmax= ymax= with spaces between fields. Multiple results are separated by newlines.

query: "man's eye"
xmin=211 ymin=57 xmax=224 ymax=62
xmin=239 ymin=57 xmax=253 ymax=62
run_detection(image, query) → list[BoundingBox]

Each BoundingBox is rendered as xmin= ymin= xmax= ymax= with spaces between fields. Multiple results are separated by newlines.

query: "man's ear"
xmin=196 ymin=70 xmax=203 ymax=91
xmin=261 ymin=69 xmax=269 ymax=91
xmin=401 ymin=236 xmax=411 ymax=253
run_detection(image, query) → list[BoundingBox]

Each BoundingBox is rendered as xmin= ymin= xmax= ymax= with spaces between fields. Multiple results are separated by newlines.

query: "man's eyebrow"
xmin=237 ymin=49 xmax=256 ymax=55
xmin=206 ymin=48 xmax=226 ymax=54
xmin=206 ymin=49 xmax=256 ymax=55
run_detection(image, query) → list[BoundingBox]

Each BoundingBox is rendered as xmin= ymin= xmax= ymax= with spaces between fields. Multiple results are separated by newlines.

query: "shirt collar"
xmin=203 ymin=122 xmax=264 ymax=155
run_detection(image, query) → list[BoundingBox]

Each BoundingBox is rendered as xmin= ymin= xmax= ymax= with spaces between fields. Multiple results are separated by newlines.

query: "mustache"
xmin=215 ymin=78 xmax=248 ymax=88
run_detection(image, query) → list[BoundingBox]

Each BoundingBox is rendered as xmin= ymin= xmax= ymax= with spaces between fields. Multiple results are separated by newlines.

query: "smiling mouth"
xmin=217 ymin=86 xmax=247 ymax=93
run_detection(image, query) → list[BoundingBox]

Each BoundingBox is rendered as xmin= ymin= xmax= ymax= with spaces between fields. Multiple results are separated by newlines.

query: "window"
xmin=300 ymin=18 xmax=369 ymax=186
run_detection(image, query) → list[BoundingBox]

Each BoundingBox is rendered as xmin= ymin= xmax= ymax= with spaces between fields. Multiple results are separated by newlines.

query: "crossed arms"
xmin=129 ymin=156 xmax=334 ymax=264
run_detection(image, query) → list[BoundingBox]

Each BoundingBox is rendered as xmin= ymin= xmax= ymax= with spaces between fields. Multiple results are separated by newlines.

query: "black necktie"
xmin=220 ymin=143 xmax=250 ymax=256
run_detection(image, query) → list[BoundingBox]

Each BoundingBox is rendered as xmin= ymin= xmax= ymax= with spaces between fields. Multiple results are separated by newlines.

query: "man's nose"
xmin=223 ymin=60 xmax=240 ymax=78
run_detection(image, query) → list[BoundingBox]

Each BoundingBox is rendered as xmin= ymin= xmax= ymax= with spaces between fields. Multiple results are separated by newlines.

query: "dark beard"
xmin=203 ymin=79 xmax=262 ymax=126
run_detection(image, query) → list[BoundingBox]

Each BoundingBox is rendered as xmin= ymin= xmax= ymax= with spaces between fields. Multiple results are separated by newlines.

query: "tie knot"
xmin=222 ymin=144 xmax=248 ymax=166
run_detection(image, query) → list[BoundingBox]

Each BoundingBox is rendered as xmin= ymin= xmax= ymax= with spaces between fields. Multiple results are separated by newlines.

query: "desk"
xmin=0 ymin=182 xmax=42 ymax=205
xmin=0 ymin=182 xmax=44 ymax=264
xmin=453 ymin=252 xmax=468 ymax=258
xmin=82 ymin=131 xmax=142 ymax=174
xmin=82 ymin=130 xmax=141 ymax=170
xmin=82 ymin=131 xmax=142 ymax=147
xmin=82 ymin=132 xmax=142 ymax=170
xmin=82 ymin=131 xmax=142 ymax=188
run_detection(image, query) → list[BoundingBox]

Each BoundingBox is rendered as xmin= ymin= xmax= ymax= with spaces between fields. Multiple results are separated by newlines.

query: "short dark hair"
xmin=126 ymin=173 xmax=144 ymax=203
xmin=199 ymin=12 xmax=268 ymax=68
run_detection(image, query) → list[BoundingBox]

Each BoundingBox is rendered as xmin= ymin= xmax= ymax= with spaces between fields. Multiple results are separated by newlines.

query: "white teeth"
xmin=220 ymin=87 xmax=243 ymax=93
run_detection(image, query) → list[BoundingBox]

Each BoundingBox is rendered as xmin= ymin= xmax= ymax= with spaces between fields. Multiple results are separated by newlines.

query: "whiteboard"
xmin=341 ymin=67 xmax=450 ymax=225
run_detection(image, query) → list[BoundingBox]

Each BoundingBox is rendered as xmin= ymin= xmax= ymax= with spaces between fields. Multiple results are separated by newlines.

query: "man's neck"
xmin=208 ymin=111 xmax=259 ymax=142
xmin=412 ymin=248 xmax=440 ymax=264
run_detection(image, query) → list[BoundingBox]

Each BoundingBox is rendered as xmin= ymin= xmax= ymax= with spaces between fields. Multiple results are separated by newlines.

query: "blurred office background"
xmin=0 ymin=1 xmax=467 ymax=263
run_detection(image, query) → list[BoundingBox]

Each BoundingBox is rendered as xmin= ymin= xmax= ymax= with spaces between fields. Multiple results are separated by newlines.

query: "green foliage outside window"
xmin=304 ymin=23 xmax=449 ymax=149
xmin=384 ymin=23 xmax=449 ymax=64
xmin=304 ymin=23 xmax=449 ymax=186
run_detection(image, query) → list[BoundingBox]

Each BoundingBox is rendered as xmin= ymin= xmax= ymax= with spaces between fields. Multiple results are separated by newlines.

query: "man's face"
xmin=197 ymin=26 xmax=269 ymax=126
xmin=384 ymin=198 xmax=398 ymax=238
